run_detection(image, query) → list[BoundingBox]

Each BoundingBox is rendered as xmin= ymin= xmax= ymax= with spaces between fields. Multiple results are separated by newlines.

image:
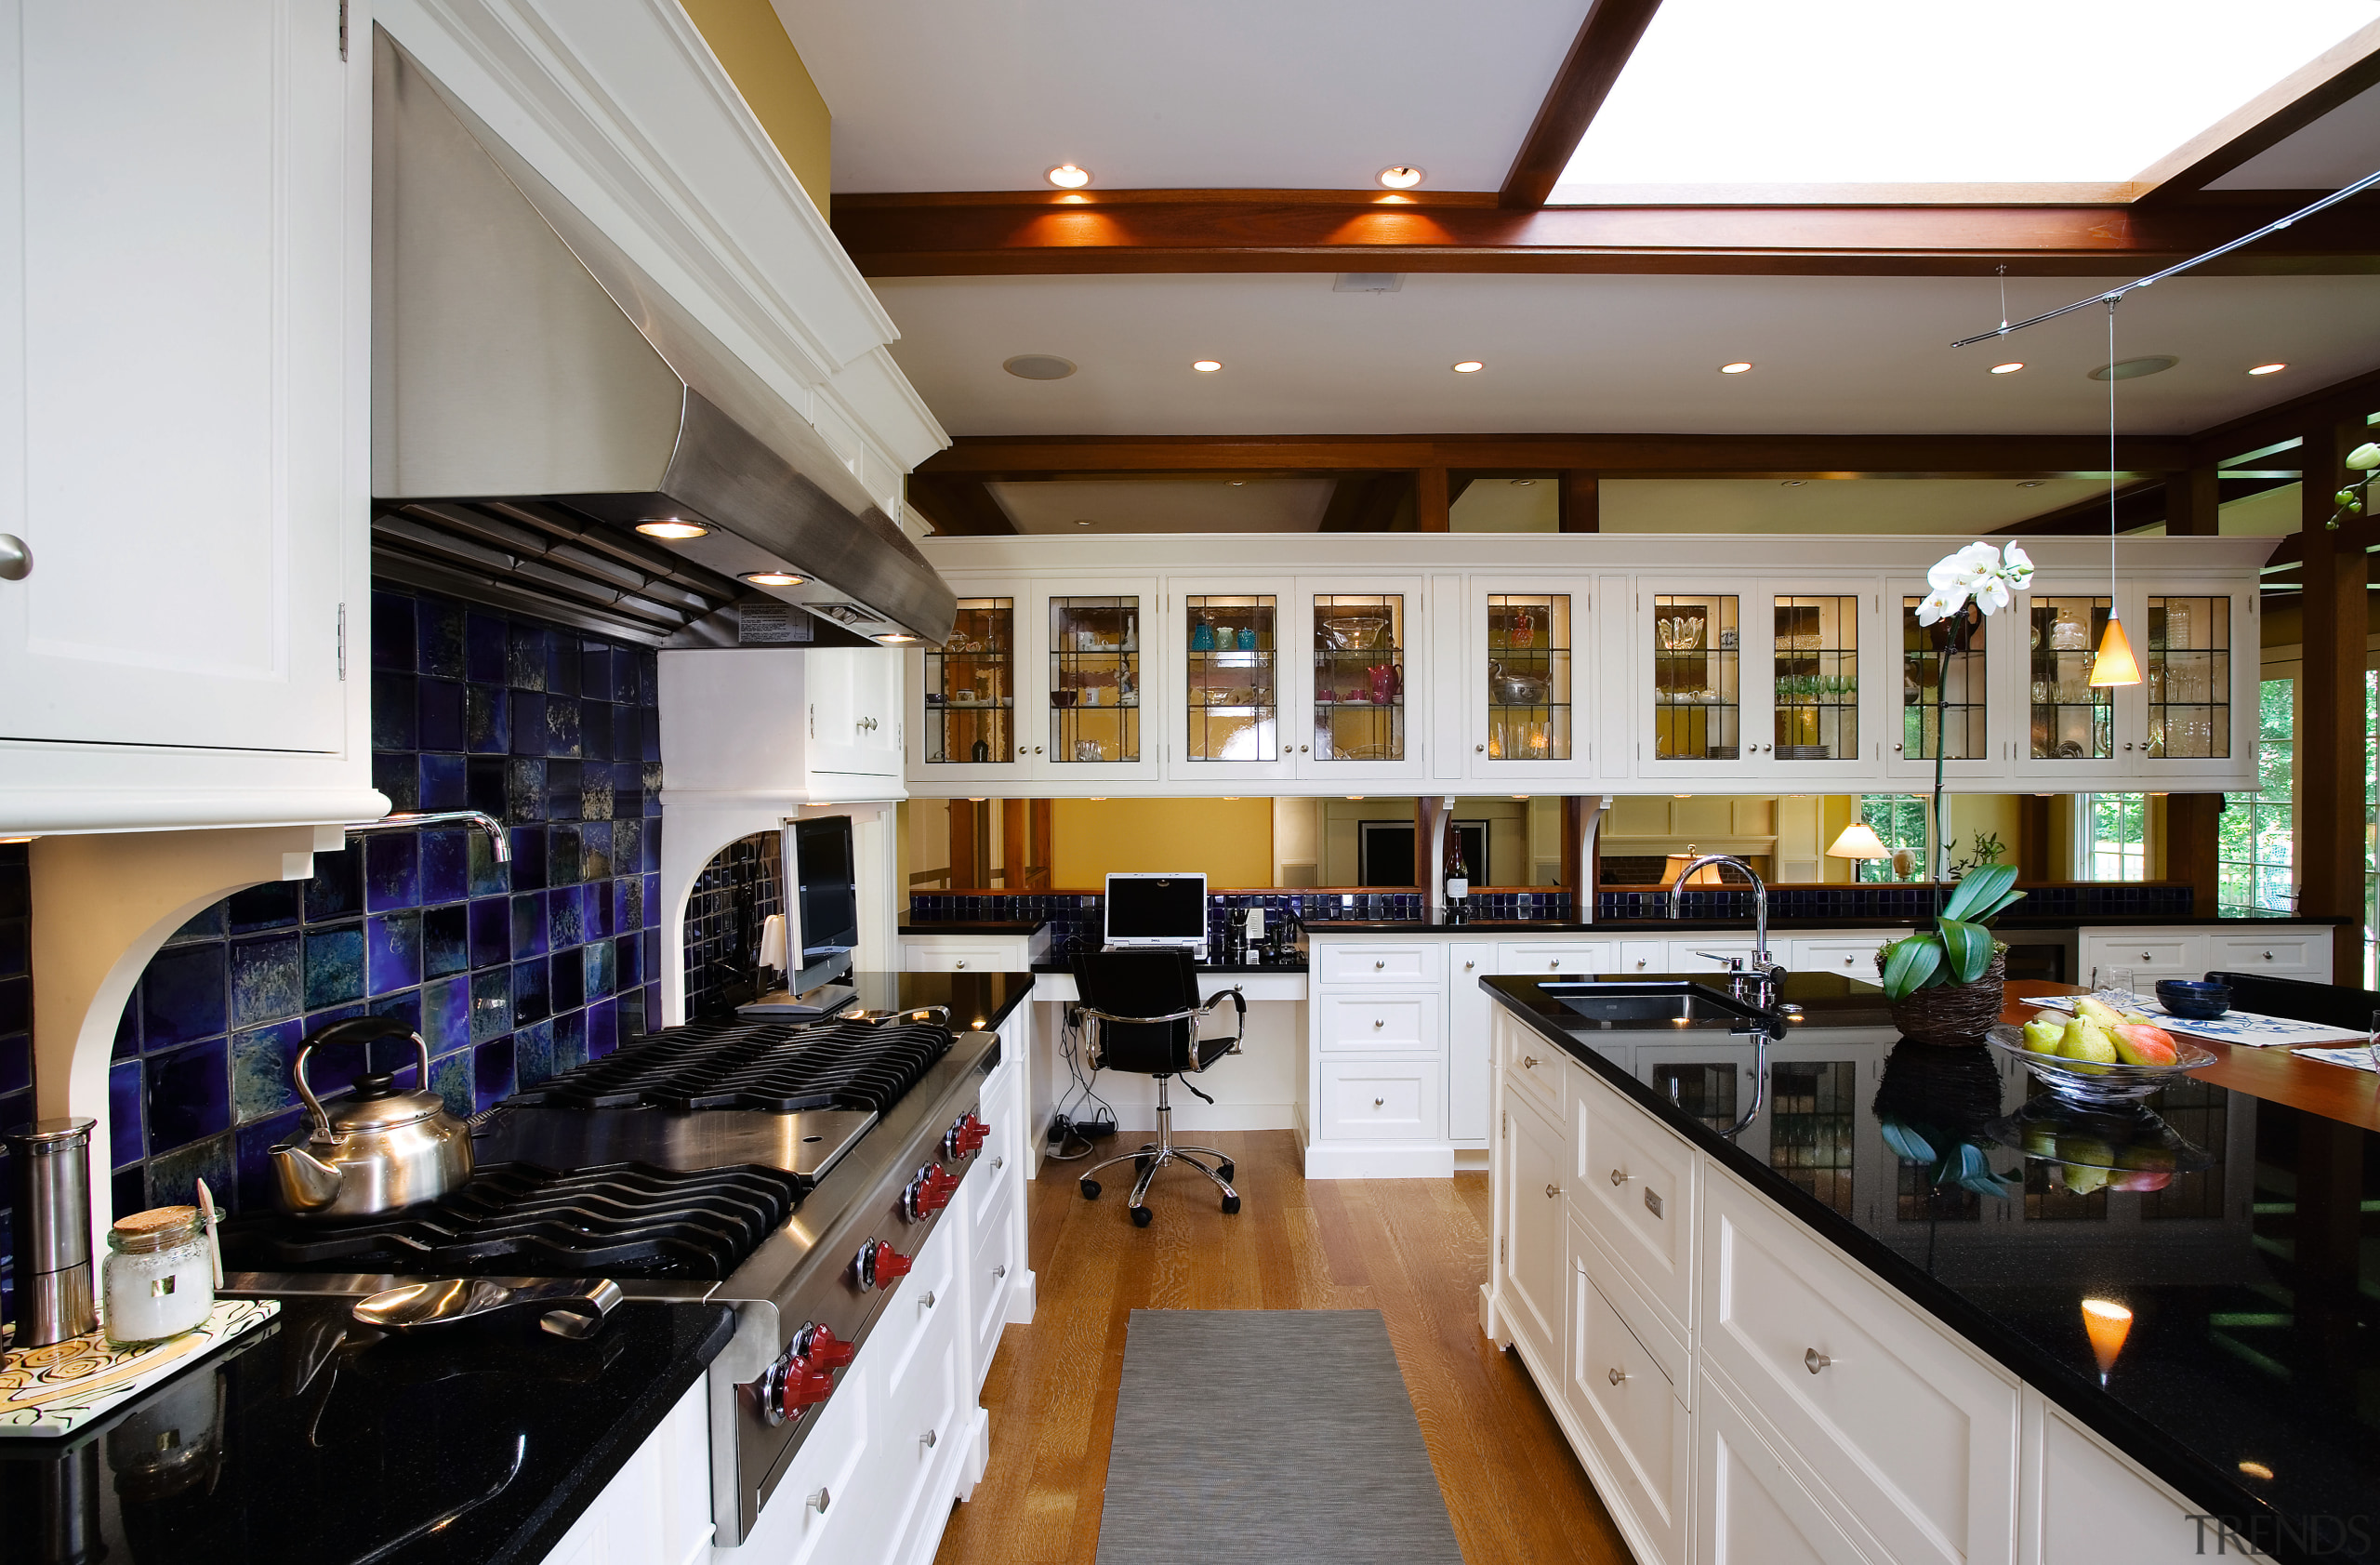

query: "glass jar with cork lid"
xmin=102 ymin=1206 xmax=214 ymax=1348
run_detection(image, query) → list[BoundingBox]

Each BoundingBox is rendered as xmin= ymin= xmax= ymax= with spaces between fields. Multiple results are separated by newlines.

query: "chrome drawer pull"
xmin=1375 ymin=960 xmax=1385 ymax=970
xmin=809 ymin=1488 xmax=831 ymax=1513
xmin=1609 ymin=1168 xmax=1630 ymax=1187
xmin=1374 ymin=1018 xmax=1385 ymax=1028
xmin=955 ymin=959 xmax=967 ymax=968
xmin=2262 ymin=950 xmax=2275 ymax=961
xmin=922 ymin=1428 xmax=937 ymax=1450
xmin=1607 ymin=1367 xmax=1627 ymax=1386
xmin=993 ymin=1265 xmax=1008 ymax=1279
xmin=991 ymin=1156 xmax=1004 ymax=1170
xmin=1374 ymin=1097 xmax=1385 ymax=1107
xmin=1522 ymin=1055 xmax=1539 ymax=1069
xmin=1544 ymin=1183 xmax=1561 ymax=1199
xmin=922 ymin=1291 xmax=936 ymax=1308
xmin=1805 ymin=1348 xmax=1831 ymax=1374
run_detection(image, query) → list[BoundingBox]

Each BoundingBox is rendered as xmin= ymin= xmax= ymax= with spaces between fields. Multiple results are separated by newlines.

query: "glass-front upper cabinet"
xmin=1300 ymin=579 xmax=1423 ymax=780
xmin=1467 ymin=584 xmax=1578 ymax=777
xmin=1046 ymin=587 xmax=1160 ymax=780
xmin=2140 ymin=591 xmax=2239 ymax=778
xmin=1642 ymin=588 xmax=1744 ymax=775
xmin=1766 ymin=589 xmax=1869 ymax=777
xmin=919 ymin=597 xmax=1016 ymax=773
xmin=1892 ymin=592 xmax=1999 ymax=781
xmin=1170 ymin=584 xmax=1289 ymax=782
xmin=2023 ymin=592 xmax=2116 ymax=771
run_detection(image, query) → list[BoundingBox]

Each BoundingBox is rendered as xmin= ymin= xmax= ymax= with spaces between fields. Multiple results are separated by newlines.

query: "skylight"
xmin=1552 ymin=0 xmax=2380 ymax=195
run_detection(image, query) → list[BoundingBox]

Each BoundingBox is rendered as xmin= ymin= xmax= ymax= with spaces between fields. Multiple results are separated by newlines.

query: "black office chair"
xmin=2204 ymin=969 xmax=2380 ymax=1031
xmin=1070 ymin=949 xmax=1246 ymax=1227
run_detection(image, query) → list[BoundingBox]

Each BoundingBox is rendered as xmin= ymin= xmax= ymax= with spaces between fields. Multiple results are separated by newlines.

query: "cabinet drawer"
xmin=2078 ymin=933 xmax=2200 ymax=984
xmin=2205 ymin=931 xmax=2329 ymax=978
xmin=1619 ymin=941 xmax=1665 ymax=975
xmin=1316 ymin=942 xmax=1441 ymax=984
xmin=743 ymin=1338 xmax=874 ymax=1560
xmin=1318 ymin=1060 xmax=1438 ymax=1141
xmin=1318 ymin=993 xmax=1438 ymax=1052
xmin=1500 ymin=1015 xmax=1566 ymax=1122
xmin=899 ymin=943 xmax=1017 ymax=974
xmin=1498 ymin=941 xmax=1616 ymax=976
xmin=1792 ymin=939 xmax=1885 ymax=977
xmin=969 ymin=1180 xmax=1018 ymax=1387
xmin=1697 ymin=1373 xmax=1879 ymax=1565
xmin=1571 ymin=1067 xmax=1699 ymax=1333
xmin=1567 ymin=1219 xmax=1689 ymax=1565
xmin=1700 ymin=1169 xmax=2019 ymax=1565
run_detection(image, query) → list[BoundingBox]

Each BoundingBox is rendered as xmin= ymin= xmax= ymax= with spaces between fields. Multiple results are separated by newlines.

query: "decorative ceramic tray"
xmin=0 ymin=1297 xmax=279 ymax=1436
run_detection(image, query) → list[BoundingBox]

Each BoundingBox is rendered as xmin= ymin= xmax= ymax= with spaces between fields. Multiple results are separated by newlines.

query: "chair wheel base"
xmin=1218 ymin=1162 xmax=1235 ymax=1181
xmin=1221 ymin=1195 xmax=1241 ymax=1215
xmin=1080 ymin=1179 xmax=1101 ymax=1200
xmin=1130 ymin=1205 xmax=1154 ymax=1227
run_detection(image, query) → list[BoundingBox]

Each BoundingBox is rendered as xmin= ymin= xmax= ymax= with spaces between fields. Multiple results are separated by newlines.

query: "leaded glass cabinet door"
xmin=1296 ymin=577 xmax=1425 ymax=782
xmin=2137 ymin=586 xmax=2253 ymax=784
xmin=1639 ymin=584 xmax=1752 ymax=778
xmin=1762 ymin=583 xmax=1874 ymax=781
xmin=2014 ymin=587 xmax=2121 ymax=784
xmin=1889 ymin=590 xmax=2004 ymax=783
xmin=1169 ymin=580 xmax=1290 ymax=783
xmin=912 ymin=595 xmax=1020 ymax=784
xmin=1467 ymin=580 xmax=1586 ymax=780
xmin=1042 ymin=582 xmax=1161 ymax=782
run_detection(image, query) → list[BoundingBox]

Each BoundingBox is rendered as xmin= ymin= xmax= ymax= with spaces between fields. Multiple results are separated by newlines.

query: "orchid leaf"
xmin=1937 ymin=917 xmax=1991 ymax=984
xmin=1975 ymin=888 xmax=2027 ymax=922
xmin=1942 ymin=862 xmax=2016 ymax=922
xmin=1880 ymin=935 xmax=1943 ymax=1000
xmin=1878 ymin=1118 xmax=1935 ymax=1165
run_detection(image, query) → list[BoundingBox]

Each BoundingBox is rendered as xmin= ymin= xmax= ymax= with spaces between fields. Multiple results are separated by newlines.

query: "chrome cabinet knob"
xmin=1476 ymin=743 xmax=1486 ymax=752
xmin=1549 ymin=959 xmax=1560 ymax=970
xmin=1609 ymin=1168 xmax=1630 ymax=1187
xmin=809 ymin=1489 xmax=831 ymax=1513
xmin=1373 ymin=1017 xmax=1384 ymax=1028
xmin=1374 ymin=1096 xmax=1385 ymax=1107
xmin=1464 ymin=961 xmax=1475 ymax=970
xmin=922 ymin=1428 xmax=938 ymax=1450
xmin=955 ymin=959 xmax=967 ymax=968
xmin=1375 ymin=960 xmax=1385 ymax=970
xmin=922 ymin=1291 xmax=936 ymax=1308
xmin=1522 ymin=1055 xmax=1538 ymax=1069
xmin=991 ymin=1156 xmax=1004 ymax=1170
xmin=994 ymin=1264 xmax=1008 ymax=1279
xmin=1805 ymin=1348 xmax=1831 ymax=1374
xmin=2262 ymin=950 xmax=2275 ymax=961
xmin=0 ymin=535 xmax=27 ymax=582
xmin=1544 ymin=1183 xmax=1561 ymax=1199
xmin=1607 ymin=1367 xmax=1627 ymax=1386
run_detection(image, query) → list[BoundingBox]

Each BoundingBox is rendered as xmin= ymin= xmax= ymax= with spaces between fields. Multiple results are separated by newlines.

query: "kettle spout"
xmin=270 ymin=1141 xmax=344 ymax=1214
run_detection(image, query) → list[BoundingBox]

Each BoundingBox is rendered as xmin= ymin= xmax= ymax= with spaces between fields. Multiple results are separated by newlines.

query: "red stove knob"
xmin=777 ymin=1358 xmax=833 ymax=1416
xmin=858 ymin=1239 xmax=914 ymax=1290
xmin=800 ymin=1323 xmax=856 ymax=1369
xmin=959 ymin=1113 xmax=989 ymax=1154
xmin=921 ymin=1165 xmax=958 ymax=1214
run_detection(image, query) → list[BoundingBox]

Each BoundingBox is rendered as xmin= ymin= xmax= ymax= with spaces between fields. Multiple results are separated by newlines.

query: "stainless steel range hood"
xmin=370 ymin=33 xmax=954 ymax=646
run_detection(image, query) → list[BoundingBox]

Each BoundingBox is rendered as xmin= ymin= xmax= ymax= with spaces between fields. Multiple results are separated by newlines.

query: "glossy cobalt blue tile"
xmin=466 ymin=611 xmax=508 ymax=683
xmin=140 ymin=944 xmax=225 ymax=1051
xmin=145 ymin=1133 xmax=233 ymax=1213
xmin=235 ymin=1109 xmax=305 ymax=1214
xmin=507 ymin=757 xmax=547 ymax=823
xmin=514 ymin=1020 xmax=556 ymax=1089
xmin=583 ymin=937 xmax=615 ymax=1000
xmin=549 ymin=946 xmax=584 ymax=1014
xmin=510 ymin=691 xmax=548 ymax=757
xmin=0 ymin=976 xmax=23 ymax=1039
xmin=474 ymin=1036 xmax=516 ymax=1108
xmin=547 ymin=828 xmax=579 ymax=889
xmin=512 ymin=960 xmax=550 ymax=1026
xmin=469 ymin=897 xmax=510 ymax=971
xmin=581 ymin=700 xmax=613 ymax=763
xmin=147 ymin=1038 xmax=231 ymax=1152
xmin=422 ymin=904 xmax=469 ymax=979
xmin=544 ymin=696 xmax=581 ymax=759
xmin=366 ymin=913 xmax=422 ymax=996
xmin=229 ymin=935 xmax=302 ymax=1029
xmin=364 ymin=834 xmax=419 ymax=912
xmin=231 ymin=1021 xmax=302 ymax=1124
xmin=226 ymin=882 xmax=299 ymax=935
xmin=418 ymin=678 xmax=464 ymax=752
xmin=578 ymin=822 xmax=613 ymax=882
xmin=508 ymin=624 xmax=548 ymax=691
xmin=430 ymin=1049 xmax=472 ymax=1117
xmin=544 ymin=758 xmax=582 ymax=822
xmin=371 ymin=673 xmax=417 ymax=752
xmin=466 ymin=684 xmax=509 ymax=755
xmin=421 ymin=974 xmax=471 ymax=1056
xmin=420 ymin=752 xmax=467 ymax=813
xmin=547 ymin=888 xmax=583 ymax=951
xmin=510 ymin=893 xmax=549 ymax=960
xmin=303 ymin=926 xmax=365 ymax=1011
xmin=108 ymin=1060 xmax=144 ymax=1168
xmin=581 ymin=643 xmax=618 ymax=702
xmin=371 ymin=589 xmax=416 ymax=672
xmin=467 ymin=755 xmax=508 ymax=820
xmin=545 ymin=636 xmax=578 ymax=697
xmin=615 ymin=933 xmax=642 ymax=991
xmin=552 ymin=1006 xmax=587 ymax=1073
xmin=0 ymin=1034 xmax=29 ymax=1096
xmin=469 ymin=968 xmax=512 ymax=1044
xmin=416 ymin=596 xmax=464 ymax=681
xmin=469 ymin=829 xmax=509 ymax=899
xmin=305 ymin=846 xmax=364 ymax=923
xmin=588 ymin=998 xmax=618 ymax=1059
xmin=421 ymin=830 xmax=470 ymax=906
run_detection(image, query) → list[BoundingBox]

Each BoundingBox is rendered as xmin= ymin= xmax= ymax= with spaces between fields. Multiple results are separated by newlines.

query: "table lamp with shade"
xmin=1661 ymin=850 xmax=1726 ymax=888
xmin=1826 ymin=823 xmax=1891 ymax=869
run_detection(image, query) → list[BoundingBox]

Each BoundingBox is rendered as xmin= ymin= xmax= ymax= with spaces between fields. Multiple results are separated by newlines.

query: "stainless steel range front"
xmin=222 ymin=1012 xmax=1002 ymax=1546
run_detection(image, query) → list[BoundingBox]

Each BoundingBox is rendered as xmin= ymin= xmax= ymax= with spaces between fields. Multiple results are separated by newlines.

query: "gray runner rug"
xmin=1094 ymin=1309 xmax=1466 ymax=1564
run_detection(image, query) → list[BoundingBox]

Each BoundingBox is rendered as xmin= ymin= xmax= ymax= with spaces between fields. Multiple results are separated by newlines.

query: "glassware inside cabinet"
xmin=1311 ymin=594 xmax=1405 ymax=763
xmin=1771 ymin=595 xmax=1857 ymax=761
xmin=922 ymin=598 xmax=1013 ymax=764
xmin=2027 ymin=595 xmax=2113 ymax=760
xmin=1049 ymin=596 xmax=1140 ymax=763
xmin=1184 ymin=593 xmax=1276 ymax=762
xmin=1652 ymin=593 xmax=1739 ymax=760
xmin=2145 ymin=596 xmax=2229 ymax=759
xmin=1485 ymin=594 xmax=1571 ymax=762
xmin=1900 ymin=596 xmax=1987 ymax=760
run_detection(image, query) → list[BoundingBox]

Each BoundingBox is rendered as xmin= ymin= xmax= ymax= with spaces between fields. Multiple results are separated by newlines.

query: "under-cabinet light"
xmin=741 ymin=570 xmax=805 ymax=587
xmin=1377 ymin=166 xmax=1424 ymax=189
xmin=1046 ymin=164 xmax=1091 ymax=189
xmin=636 ymin=518 xmax=708 ymax=539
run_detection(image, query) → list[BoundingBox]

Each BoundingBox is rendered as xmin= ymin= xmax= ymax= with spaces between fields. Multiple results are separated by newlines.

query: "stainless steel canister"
xmin=5 ymin=1118 xmax=100 ymax=1348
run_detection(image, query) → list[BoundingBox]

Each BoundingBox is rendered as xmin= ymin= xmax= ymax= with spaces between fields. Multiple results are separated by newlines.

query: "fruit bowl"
xmin=1984 ymin=1023 xmax=2216 ymax=1109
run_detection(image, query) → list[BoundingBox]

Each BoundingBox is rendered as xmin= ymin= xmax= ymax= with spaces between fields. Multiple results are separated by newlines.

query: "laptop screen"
xmin=1104 ymin=873 xmax=1208 ymax=945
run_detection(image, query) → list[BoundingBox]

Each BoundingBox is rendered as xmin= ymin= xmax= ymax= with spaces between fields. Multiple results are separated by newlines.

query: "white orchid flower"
xmin=1914 ymin=588 xmax=1963 ymax=626
xmin=1973 ymin=575 xmax=2013 ymax=615
xmin=1926 ymin=553 xmax=1969 ymax=593
xmin=2347 ymin=442 xmax=2380 ymax=471
xmin=1999 ymin=542 xmax=2035 ymax=590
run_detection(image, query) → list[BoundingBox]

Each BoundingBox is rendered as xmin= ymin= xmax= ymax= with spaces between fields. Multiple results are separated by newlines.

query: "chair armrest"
xmin=1186 ymin=987 xmax=1247 ymax=1068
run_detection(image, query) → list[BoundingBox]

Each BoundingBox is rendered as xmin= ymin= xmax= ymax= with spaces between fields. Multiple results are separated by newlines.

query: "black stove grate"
xmin=218 ymin=1161 xmax=805 ymax=1280
xmin=503 ymin=1018 xmax=954 ymax=1114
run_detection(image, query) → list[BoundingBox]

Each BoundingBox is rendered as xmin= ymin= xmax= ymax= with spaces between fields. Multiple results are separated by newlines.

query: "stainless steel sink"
xmin=1541 ymin=980 xmax=1771 ymax=1029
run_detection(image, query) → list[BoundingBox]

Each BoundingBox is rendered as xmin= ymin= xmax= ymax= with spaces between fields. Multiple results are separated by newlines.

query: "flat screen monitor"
xmin=1103 ymin=872 xmax=1208 ymax=954
xmin=793 ymin=816 xmax=859 ymax=973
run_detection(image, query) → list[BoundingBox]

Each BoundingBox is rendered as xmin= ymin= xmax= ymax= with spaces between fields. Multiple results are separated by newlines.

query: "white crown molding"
xmin=378 ymin=0 xmax=947 ymax=487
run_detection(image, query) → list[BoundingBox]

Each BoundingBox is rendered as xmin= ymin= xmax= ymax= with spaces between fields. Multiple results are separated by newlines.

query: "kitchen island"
xmin=1481 ymin=969 xmax=2377 ymax=1565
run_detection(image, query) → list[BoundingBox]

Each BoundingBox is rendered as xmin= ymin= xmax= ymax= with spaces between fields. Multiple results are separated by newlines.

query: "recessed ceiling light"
xmin=1192 ymin=359 xmax=1223 ymax=372
xmin=1377 ymin=166 xmax=1424 ymax=190
xmin=2089 ymin=355 xmax=2178 ymax=381
xmin=2249 ymin=362 xmax=2287 ymax=376
xmin=2018 ymin=480 xmax=2044 ymax=488
xmin=1990 ymin=362 xmax=2026 ymax=375
xmin=1045 ymin=164 xmax=1091 ymax=189
xmin=1229 ymin=480 xmax=1247 ymax=486
xmin=1452 ymin=360 xmax=1484 ymax=374
xmin=1075 ymin=519 xmax=1094 ymax=527
xmin=740 ymin=569 xmax=806 ymax=587
xmin=1779 ymin=480 xmax=1805 ymax=487
xmin=635 ymin=518 xmax=708 ymax=539
xmin=1003 ymin=353 xmax=1077 ymax=380
xmin=1719 ymin=361 xmax=1753 ymax=374
xmin=2238 ymin=1462 xmax=2275 ymax=1481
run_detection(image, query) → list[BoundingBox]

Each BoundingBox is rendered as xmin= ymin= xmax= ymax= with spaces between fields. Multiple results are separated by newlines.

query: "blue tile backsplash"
xmin=100 ymin=587 xmax=666 ymax=1225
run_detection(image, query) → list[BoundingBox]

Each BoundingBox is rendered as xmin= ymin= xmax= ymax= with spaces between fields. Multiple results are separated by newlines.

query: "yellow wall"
xmin=679 ymin=0 xmax=833 ymax=219
xmin=1051 ymin=799 xmax=1274 ymax=889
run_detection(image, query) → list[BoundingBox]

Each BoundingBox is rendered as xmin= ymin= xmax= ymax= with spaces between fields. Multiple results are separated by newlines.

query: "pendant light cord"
xmin=2108 ymin=298 xmax=2118 ymax=608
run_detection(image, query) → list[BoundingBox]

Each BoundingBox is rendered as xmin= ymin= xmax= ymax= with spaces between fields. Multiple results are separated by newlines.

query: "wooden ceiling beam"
xmin=1499 ymin=0 xmax=1664 ymax=211
xmin=833 ymin=189 xmax=2380 ymax=278
xmin=904 ymin=472 xmax=1016 ymax=535
xmin=2135 ymin=20 xmax=2380 ymax=202
xmin=916 ymin=431 xmax=2193 ymax=482
xmin=2191 ymin=363 xmax=2380 ymax=465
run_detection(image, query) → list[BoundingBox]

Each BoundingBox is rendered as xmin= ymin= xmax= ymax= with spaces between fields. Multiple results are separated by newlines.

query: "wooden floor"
xmin=933 ymin=1130 xmax=1633 ymax=1565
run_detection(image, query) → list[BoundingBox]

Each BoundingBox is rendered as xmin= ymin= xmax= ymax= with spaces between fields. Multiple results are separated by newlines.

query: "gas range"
xmin=223 ymin=1010 xmax=1002 ymax=1546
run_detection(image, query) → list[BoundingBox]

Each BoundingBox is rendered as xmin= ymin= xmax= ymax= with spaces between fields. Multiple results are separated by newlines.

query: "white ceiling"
xmin=770 ymin=0 xmax=1589 ymax=192
xmin=990 ymin=478 xmax=1333 ymax=532
xmin=2210 ymin=78 xmax=2380 ymax=188
xmin=874 ymin=271 xmax=2380 ymax=438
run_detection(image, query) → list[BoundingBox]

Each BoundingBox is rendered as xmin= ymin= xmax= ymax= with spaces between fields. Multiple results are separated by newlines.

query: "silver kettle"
xmin=269 ymin=1017 xmax=474 ymax=1220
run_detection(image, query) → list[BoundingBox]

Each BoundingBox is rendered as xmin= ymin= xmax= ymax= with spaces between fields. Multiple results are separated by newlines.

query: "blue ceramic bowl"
xmin=2154 ymin=979 xmax=2231 ymax=1020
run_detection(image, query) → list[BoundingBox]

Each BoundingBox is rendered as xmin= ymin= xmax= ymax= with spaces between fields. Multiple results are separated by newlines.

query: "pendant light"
xmin=2089 ymin=299 xmax=2142 ymax=688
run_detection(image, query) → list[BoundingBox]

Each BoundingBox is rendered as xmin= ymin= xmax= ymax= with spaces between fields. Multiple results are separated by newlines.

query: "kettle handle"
xmin=293 ymin=1017 xmax=433 ymax=1137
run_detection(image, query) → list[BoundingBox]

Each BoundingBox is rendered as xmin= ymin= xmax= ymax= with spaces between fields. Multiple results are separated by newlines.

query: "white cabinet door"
xmin=1446 ymin=942 xmax=1494 ymax=1146
xmin=2076 ymin=931 xmax=2203 ymax=988
xmin=1295 ymin=576 xmax=1428 ymax=783
xmin=1464 ymin=577 xmax=1593 ymax=780
xmin=910 ymin=589 xmax=1029 ymax=786
xmin=1637 ymin=578 xmax=1762 ymax=781
xmin=1697 ymin=1372 xmax=1880 ymax=1565
xmin=1501 ymin=1094 xmax=1569 ymax=1372
xmin=1167 ymin=575 xmax=1295 ymax=785
xmin=1568 ymin=1217 xmax=1690 ymax=1565
xmin=1038 ymin=579 xmax=1161 ymax=783
xmin=1884 ymin=580 xmax=2016 ymax=787
xmin=2024 ymin=1397 xmax=2211 ymax=1565
xmin=2126 ymin=583 xmax=2256 ymax=789
xmin=809 ymin=648 xmax=905 ymax=777
xmin=0 ymin=0 xmax=358 ymax=753
xmin=2204 ymin=928 xmax=2331 ymax=981
xmin=1571 ymin=1060 xmax=1699 ymax=1336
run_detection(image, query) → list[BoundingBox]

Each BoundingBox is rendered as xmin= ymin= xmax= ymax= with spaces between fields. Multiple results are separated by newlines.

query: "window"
xmin=2218 ymin=678 xmax=2294 ymax=916
xmin=2077 ymin=794 xmax=2147 ymax=882
xmin=1856 ymin=795 xmax=1926 ymax=883
xmin=2367 ymin=670 xmax=2377 ymax=988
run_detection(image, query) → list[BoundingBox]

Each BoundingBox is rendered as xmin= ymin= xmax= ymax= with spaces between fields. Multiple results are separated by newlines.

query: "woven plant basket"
xmin=1877 ymin=945 xmax=2007 ymax=1046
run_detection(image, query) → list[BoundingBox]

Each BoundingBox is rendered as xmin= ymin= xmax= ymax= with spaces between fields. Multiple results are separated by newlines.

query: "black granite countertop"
xmin=848 ymin=970 xmax=1036 ymax=1032
xmin=0 ymin=1299 xmax=735 ymax=1565
xmin=1029 ymin=957 xmax=1308 ymax=975
xmin=1485 ymin=972 xmax=2378 ymax=1564
xmin=897 ymin=920 xmax=1050 ymax=935
xmin=1307 ymin=911 xmax=2347 ymax=934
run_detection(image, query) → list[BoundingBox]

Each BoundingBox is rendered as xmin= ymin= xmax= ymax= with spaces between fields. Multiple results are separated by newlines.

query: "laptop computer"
xmin=1104 ymin=872 xmax=1209 ymax=959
